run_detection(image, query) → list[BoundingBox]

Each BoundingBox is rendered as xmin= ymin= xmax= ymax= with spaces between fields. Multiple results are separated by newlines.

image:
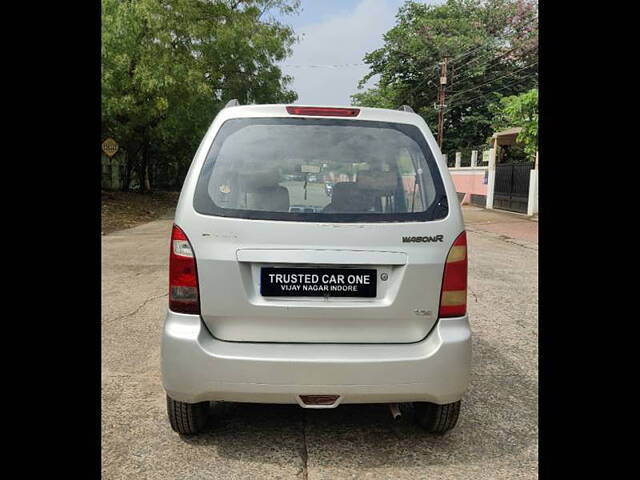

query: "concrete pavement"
xmin=462 ymin=206 xmax=538 ymax=245
xmin=102 ymin=207 xmax=538 ymax=479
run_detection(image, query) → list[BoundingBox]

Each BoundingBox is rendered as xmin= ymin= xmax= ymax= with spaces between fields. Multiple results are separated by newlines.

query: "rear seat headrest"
xmin=331 ymin=182 xmax=356 ymax=203
xmin=238 ymin=168 xmax=281 ymax=191
xmin=356 ymin=170 xmax=397 ymax=195
xmin=324 ymin=182 xmax=374 ymax=213
xmin=246 ymin=186 xmax=290 ymax=212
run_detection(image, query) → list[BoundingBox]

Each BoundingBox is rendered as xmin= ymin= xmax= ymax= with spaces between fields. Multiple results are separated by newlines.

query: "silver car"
xmin=162 ymin=103 xmax=471 ymax=435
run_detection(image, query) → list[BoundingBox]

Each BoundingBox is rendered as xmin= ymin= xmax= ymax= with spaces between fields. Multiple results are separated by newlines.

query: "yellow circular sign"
xmin=102 ymin=138 xmax=119 ymax=157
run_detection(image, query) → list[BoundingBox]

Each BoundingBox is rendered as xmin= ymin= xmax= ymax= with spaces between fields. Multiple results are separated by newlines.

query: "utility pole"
xmin=436 ymin=57 xmax=448 ymax=149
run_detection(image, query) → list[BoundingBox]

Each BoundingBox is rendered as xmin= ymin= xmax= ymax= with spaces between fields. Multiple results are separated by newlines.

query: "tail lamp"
xmin=169 ymin=224 xmax=200 ymax=314
xmin=286 ymin=106 xmax=360 ymax=117
xmin=438 ymin=231 xmax=468 ymax=318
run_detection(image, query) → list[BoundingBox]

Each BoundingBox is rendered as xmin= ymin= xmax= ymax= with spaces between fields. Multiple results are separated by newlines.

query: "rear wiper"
xmin=410 ymin=173 xmax=420 ymax=212
xmin=303 ymin=173 xmax=308 ymax=200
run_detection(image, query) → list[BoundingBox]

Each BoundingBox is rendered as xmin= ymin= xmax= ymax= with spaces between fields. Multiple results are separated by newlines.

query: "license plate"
xmin=260 ymin=267 xmax=377 ymax=297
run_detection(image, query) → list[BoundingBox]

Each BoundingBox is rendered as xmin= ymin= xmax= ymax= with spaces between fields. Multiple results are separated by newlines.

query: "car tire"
xmin=166 ymin=395 xmax=209 ymax=435
xmin=413 ymin=400 xmax=461 ymax=434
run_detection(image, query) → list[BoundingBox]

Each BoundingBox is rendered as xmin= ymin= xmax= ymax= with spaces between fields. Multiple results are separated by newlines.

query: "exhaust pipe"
xmin=389 ymin=403 xmax=401 ymax=420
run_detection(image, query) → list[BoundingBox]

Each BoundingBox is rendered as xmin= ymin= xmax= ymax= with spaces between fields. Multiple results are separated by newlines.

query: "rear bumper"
xmin=161 ymin=311 xmax=471 ymax=406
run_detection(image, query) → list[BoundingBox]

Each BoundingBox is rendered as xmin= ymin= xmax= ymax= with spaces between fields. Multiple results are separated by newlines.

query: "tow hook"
xmin=389 ymin=403 xmax=402 ymax=420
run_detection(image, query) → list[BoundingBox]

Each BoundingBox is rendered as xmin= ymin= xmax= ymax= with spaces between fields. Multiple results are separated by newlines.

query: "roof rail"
xmin=398 ymin=105 xmax=414 ymax=113
xmin=225 ymin=99 xmax=240 ymax=108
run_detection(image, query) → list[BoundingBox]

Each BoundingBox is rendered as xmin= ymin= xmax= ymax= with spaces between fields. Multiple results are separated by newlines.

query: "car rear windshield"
xmin=193 ymin=117 xmax=448 ymax=222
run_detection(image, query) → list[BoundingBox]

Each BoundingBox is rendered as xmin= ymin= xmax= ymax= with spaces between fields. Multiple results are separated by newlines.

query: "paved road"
xmin=102 ymin=207 xmax=538 ymax=479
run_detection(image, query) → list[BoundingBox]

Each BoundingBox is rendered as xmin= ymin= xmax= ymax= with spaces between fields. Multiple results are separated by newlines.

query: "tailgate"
xmin=195 ymin=236 xmax=448 ymax=343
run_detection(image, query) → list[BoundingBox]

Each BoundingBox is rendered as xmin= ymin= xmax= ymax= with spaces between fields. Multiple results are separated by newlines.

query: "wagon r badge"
xmin=402 ymin=235 xmax=443 ymax=243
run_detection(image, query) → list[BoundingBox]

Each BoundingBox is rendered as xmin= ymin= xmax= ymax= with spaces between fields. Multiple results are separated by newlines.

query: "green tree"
xmin=352 ymin=0 xmax=537 ymax=156
xmin=491 ymin=88 xmax=538 ymax=157
xmin=102 ymin=0 xmax=299 ymax=192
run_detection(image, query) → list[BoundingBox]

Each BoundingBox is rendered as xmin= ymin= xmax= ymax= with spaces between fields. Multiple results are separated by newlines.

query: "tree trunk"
xmin=121 ymin=143 xmax=144 ymax=192
xmin=146 ymin=144 xmax=154 ymax=192
xmin=137 ymin=143 xmax=147 ymax=193
xmin=137 ymin=162 xmax=146 ymax=193
xmin=138 ymin=140 xmax=153 ymax=194
xmin=121 ymin=150 xmax=132 ymax=192
xmin=144 ymin=163 xmax=152 ymax=193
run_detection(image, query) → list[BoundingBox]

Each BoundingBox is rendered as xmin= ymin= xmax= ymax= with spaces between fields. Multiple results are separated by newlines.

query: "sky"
xmin=271 ymin=0 xmax=442 ymax=106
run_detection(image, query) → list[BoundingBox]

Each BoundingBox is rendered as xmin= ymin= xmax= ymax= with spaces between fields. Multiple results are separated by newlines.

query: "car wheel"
xmin=413 ymin=400 xmax=461 ymax=434
xmin=166 ymin=395 xmax=209 ymax=435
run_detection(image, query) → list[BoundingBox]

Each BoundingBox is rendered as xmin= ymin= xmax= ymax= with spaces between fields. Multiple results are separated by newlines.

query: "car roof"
xmin=216 ymin=104 xmax=425 ymax=126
